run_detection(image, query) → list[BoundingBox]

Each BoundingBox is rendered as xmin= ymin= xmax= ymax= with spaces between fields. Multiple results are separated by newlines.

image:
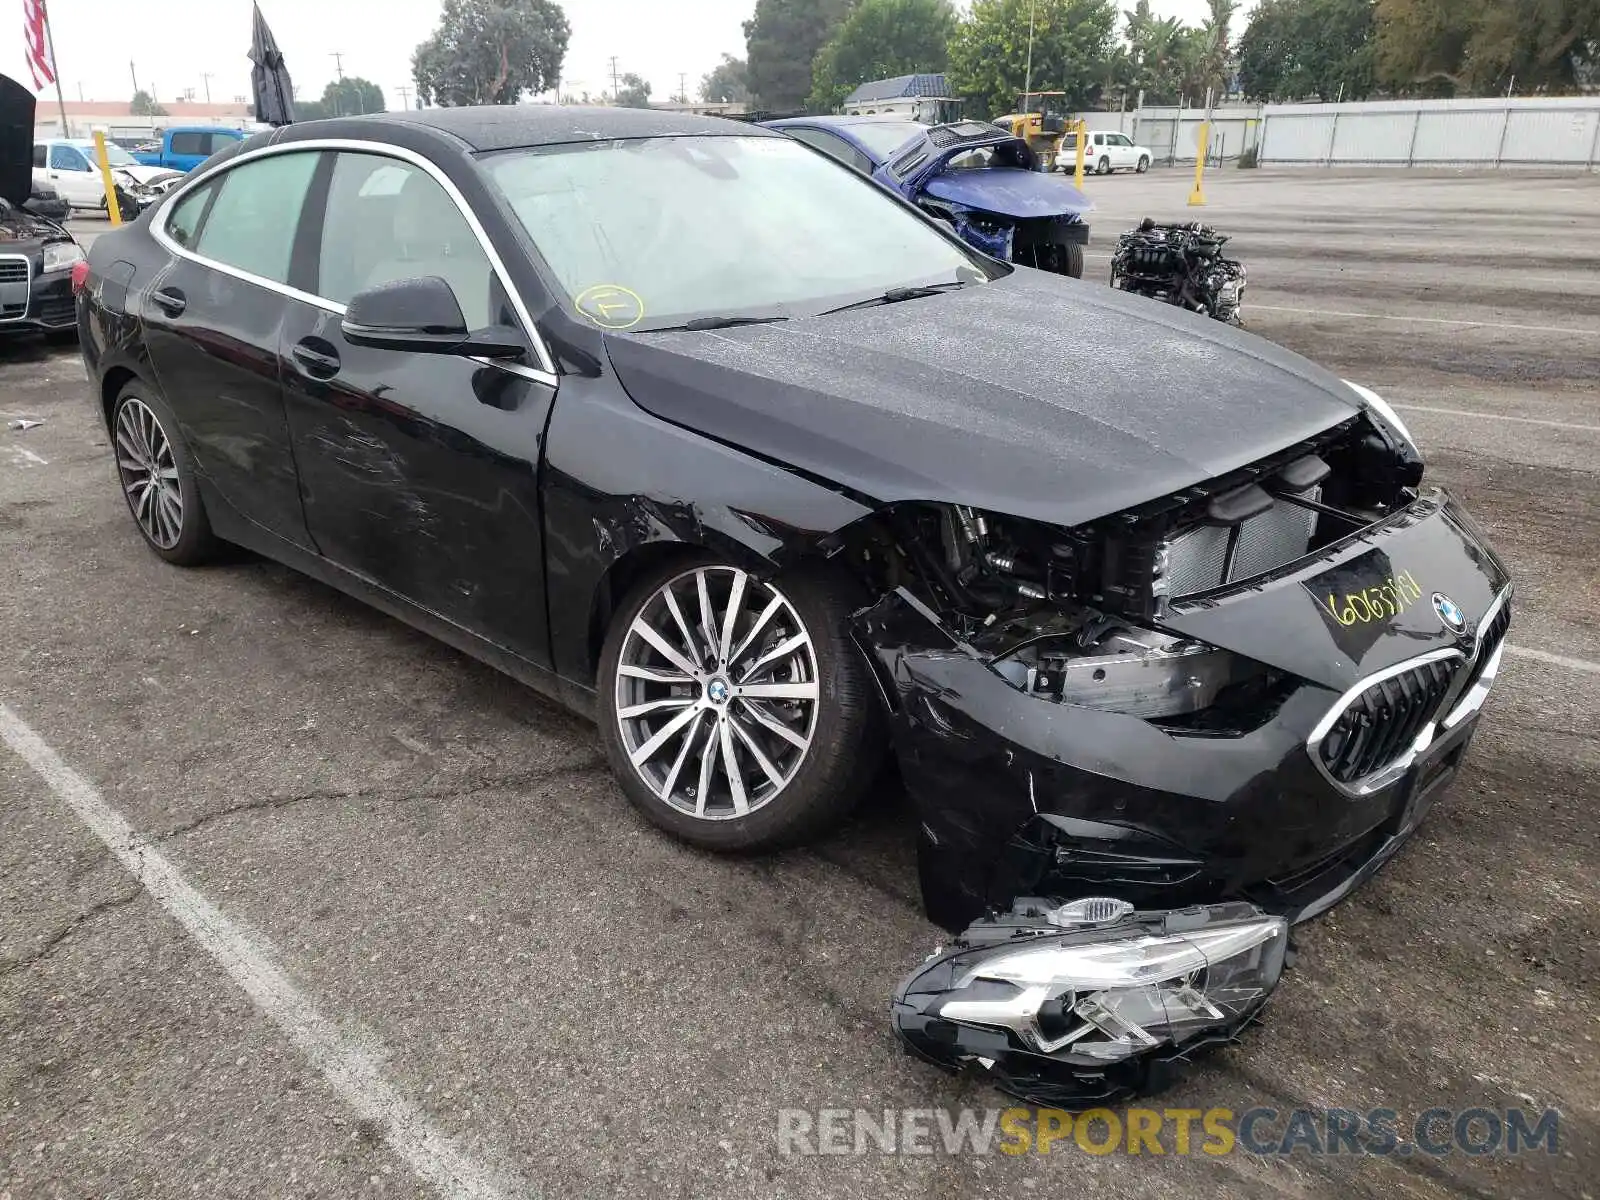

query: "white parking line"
xmin=1250 ymin=304 xmax=1597 ymax=337
xmin=1392 ymin=404 xmax=1600 ymax=434
xmin=0 ymin=702 xmax=523 ymax=1200
xmin=1506 ymin=646 xmax=1600 ymax=676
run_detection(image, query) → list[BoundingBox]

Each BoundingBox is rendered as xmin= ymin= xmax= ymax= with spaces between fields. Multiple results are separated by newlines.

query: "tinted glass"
xmin=170 ymin=132 xmax=207 ymax=157
xmin=31 ymin=145 xmax=45 ymax=167
xmin=484 ymin=135 xmax=986 ymax=331
xmin=49 ymin=145 xmax=87 ymax=171
xmin=166 ymin=184 xmax=214 ymax=249
xmin=846 ymin=121 xmax=923 ymax=160
xmin=193 ymin=152 xmax=320 ymax=284
xmin=317 ymin=152 xmax=496 ymax=328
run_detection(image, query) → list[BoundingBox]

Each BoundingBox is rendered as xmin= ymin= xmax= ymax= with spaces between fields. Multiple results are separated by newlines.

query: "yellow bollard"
xmin=92 ymin=130 xmax=123 ymax=226
xmin=1188 ymin=121 xmax=1209 ymax=206
xmin=1073 ymin=119 xmax=1087 ymax=190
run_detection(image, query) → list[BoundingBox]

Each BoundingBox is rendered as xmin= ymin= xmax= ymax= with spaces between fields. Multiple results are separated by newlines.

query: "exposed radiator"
xmin=1163 ymin=490 xmax=1319 ymax=596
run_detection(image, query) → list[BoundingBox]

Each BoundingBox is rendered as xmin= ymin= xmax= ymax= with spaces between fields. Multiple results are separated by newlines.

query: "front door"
xmin=279 ymin=149 xmax=557 ymax=666
xmin=139 ymin=149 xmax=322 ymax=549
xmin=43 ymin=143 xmax=100 ymax=207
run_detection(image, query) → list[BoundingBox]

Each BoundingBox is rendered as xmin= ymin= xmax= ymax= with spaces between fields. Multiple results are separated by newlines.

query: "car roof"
xmin=346 ymin=105 xmax=776 ymax=152
xmin=767 ymin=115 xmax=918 ymax=130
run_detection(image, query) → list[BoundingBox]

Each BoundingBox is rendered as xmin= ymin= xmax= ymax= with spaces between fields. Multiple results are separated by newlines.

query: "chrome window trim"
xmin=0 ymin=253 xmax=31 ymax=323
xmin=150 ymin=137 xmax=559 ymax=383
xmin=1306 ymin=584 xmax=1513 ymax=798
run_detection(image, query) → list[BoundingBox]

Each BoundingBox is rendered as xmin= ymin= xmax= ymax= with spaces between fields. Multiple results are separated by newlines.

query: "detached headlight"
xmin=893 ymin=900 xmax=1288 ymax=1103
xmin=42 ymin=242 xmax=84 ymax=273
xmin=1344 ymin=380 xmax=1417 ymax=454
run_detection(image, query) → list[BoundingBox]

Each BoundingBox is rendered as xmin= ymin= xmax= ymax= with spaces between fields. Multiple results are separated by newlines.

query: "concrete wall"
xmin=1070 ymin=97 xmax=1600 ymax=169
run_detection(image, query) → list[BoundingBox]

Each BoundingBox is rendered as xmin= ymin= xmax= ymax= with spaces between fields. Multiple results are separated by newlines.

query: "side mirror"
xmin=341 ymin=276 xmax=523 ymax=359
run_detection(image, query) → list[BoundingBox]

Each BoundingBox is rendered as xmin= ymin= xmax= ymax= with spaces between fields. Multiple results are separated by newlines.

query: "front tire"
xmin=1136 ymin=155 xmax=1150 ymax=173
xmin=110 ymin=381 xmax=220 ymax=566
xmin=597 ymin=557 xmax=883 ymax=852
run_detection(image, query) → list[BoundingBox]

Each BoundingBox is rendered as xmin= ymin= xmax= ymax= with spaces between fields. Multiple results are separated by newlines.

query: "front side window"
xmin=482 ymin=135 xmax=989 ymax=331
xmin=49 ymin=145 xmax=88 ymax=171
xmin=316 ymin=152 xmax=496 ymax=328
xmin=192 ymin=151 xmax=320 ymax=284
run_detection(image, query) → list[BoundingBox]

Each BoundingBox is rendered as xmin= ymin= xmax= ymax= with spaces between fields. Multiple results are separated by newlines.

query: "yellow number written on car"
xmin=1323 ymin=570 xmax=1424 ymax=627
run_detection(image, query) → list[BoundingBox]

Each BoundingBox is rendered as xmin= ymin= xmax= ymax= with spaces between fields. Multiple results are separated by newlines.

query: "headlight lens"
xmin=1344 ymin=380 xmax=1417 ymax=454
xmin=894 ymin=901 xmax=1288 ymax=1086
xmin=42 ymin=242 xmax=84 ymax=273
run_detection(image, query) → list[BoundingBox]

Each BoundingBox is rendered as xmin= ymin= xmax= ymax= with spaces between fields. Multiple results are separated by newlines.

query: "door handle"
xmin=291 ymin=341 xmax=341 ymax=378
xmin=150 ymin=287 xmax=186 ymax=317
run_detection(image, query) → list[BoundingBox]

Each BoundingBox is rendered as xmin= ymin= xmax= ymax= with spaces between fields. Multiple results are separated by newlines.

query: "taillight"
xmin=70 ymin=260 xmax=90 ymax=295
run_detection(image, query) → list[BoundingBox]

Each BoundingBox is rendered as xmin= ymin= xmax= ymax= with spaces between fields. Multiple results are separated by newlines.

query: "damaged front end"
xmin=824 ymin=407 xmax=1508 ymax=1042
xmin=893 ymin=899 xmax=1288 ymax=1105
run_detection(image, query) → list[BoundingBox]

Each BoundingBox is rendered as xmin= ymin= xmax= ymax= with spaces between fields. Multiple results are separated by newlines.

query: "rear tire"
xmin=1098 ymin=156 xmax=1112 ymax=175
xmin=110 ymin=381 xmax=221 ymax=566
xmin=1063 ymin=242 xmax=1084 ymax=279
xmin=597 ymin=555 xmax=884 ymax=853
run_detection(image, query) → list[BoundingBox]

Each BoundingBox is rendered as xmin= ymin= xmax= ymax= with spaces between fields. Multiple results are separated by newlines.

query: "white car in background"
xmin=31 ymin=139 xmax=182 ymax=213
xmin=1055 ymin=130 xmax=1152 ymax=175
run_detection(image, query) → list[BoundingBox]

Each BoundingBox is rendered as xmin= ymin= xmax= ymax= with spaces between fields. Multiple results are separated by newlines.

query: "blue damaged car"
xmin=764 ymin=114 xmax=1093 ymax=277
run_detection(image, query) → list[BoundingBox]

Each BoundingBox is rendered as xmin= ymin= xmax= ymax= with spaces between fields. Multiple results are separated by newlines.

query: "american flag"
xmin=23 ymin=0 xmax=56 ymax=91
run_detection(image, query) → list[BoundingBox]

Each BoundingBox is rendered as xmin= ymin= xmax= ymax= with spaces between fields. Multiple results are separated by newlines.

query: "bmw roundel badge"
xmin=1432 ymin=592 xmax=1468 ymax=634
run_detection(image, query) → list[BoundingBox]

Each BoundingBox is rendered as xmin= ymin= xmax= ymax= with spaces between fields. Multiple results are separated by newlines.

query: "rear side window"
xmin=192 ymin=152 xmax=320 ymax=284
xmin=315 ymin=152 xmax=496 ymax=328
xmin=170 ymin=131 xmax=207 ymax=157
xmin=166 ymin=183 xmax=215 ymax=249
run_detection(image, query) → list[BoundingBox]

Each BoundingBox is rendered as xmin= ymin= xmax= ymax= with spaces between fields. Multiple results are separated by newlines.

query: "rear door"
xmin=139 ymin=149 xmax=323 ymax=549
xmin=277 ymin=148 xmax=558 ymax=665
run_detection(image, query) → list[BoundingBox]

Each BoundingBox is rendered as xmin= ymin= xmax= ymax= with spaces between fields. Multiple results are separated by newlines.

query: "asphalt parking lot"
xmin=3 ymin=168 xmax=1597 ymax=1199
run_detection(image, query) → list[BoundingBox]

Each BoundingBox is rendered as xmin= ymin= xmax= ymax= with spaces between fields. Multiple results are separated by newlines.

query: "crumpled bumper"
xmin=855 ymin=490 xmax=1512 ymax=932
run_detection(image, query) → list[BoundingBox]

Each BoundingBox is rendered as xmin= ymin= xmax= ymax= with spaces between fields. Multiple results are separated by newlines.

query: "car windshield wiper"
xmin=821 ymin=280 xmax=975 ymax=315
xmin=673 ymin=314 xmax=791 ymax=331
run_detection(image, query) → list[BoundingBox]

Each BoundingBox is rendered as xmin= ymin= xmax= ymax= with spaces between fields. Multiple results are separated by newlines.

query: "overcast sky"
xmin=10 ymin=0 xmax=1246 ymax=111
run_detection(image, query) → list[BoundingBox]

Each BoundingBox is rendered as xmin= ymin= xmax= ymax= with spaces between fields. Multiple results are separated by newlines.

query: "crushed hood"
xmin=921 ymin=168 xmax=1091 ymax=219
xmin=0 ymin=72 xmax=34 ymax=208
xmin=605 ymin=269 xmax=1365 ymax=529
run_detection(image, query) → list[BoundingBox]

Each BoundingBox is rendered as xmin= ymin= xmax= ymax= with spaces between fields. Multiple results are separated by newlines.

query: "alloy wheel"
xmin=614 ymin=566 xmax=820 ymax=821
xmin=114 ymin=397 xmax=184 ymax=550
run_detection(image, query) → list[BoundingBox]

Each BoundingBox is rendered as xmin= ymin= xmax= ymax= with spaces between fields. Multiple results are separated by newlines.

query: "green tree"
xmin=1376 ymin=0 xmax=1598 ymax=94
xmin=808 ymin=0 xmax=957 ymax=112
xmin=322 ymin=76 xmax=386 ymax=116
xmin=412 ymin=0 xmax=570 ymax=106
xmin=614 ymin=72 xmax=652 ymax=107
xmin=949 ymin=0 xmax=1118 ymax=119
xmin=744 ymin=0 xmax=857 ymax=111
xmin=296 ymin=99 xmax=331 ymax=120
xmin=701 ymin=54 xmax=750 ymax=102
xmin=1238 ymin=0 xmax=1376 ymax=101
xmin=129 ymin=90 xmax=168 ymax=117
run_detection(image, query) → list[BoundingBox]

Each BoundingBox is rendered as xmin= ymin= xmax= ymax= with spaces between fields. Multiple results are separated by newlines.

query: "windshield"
xmin=844 ymin=121 xmax=923 ymax=161
xmin=482 ymin=135 xmax=989 ymax=332
xmin=76 ymin=142 xmax=136 ymax=166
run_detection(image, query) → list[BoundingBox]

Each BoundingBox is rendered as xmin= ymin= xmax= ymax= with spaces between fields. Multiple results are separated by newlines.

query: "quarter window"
xmin=192 ymin=151 xmax=320 ymax=285
xmin=31 ymin=145 xmax=46 ymax=168
xmin=166 ymin=184 xmax=216 ymax=249
xmin=316 ymin=152 xmax=496 ymax=329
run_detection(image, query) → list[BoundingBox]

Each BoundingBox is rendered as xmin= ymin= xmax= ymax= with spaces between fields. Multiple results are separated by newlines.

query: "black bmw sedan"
xmin=77 ymin=107 xmax=1511 ymax=945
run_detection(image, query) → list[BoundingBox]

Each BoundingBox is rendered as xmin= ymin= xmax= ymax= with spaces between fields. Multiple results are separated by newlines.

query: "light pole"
xmin=1023 ymin=0 xmax=1035 ymax=106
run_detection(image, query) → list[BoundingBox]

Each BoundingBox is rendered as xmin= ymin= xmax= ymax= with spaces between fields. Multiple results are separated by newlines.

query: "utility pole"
xmin=330 ymin=51 xmax=346 ymax=81
xmin=201 ymin=72 xmax=214 ymax=104
xmin=397 ymin=85 xmax=412 ymax=111
xmin=609 ymin=56 xmax=620 ymax=103
xmin=678 ymin=71 xmax=688 ymax=103
xmin=130 ymin=60 xmax=140 ymax=98
xmin=1023 ymin=0 xmax=1036 ymax=107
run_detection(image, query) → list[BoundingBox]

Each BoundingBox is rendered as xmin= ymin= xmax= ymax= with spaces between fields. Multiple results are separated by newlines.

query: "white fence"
xmin=1073 ymin=97 xmax=1600 ymax=169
